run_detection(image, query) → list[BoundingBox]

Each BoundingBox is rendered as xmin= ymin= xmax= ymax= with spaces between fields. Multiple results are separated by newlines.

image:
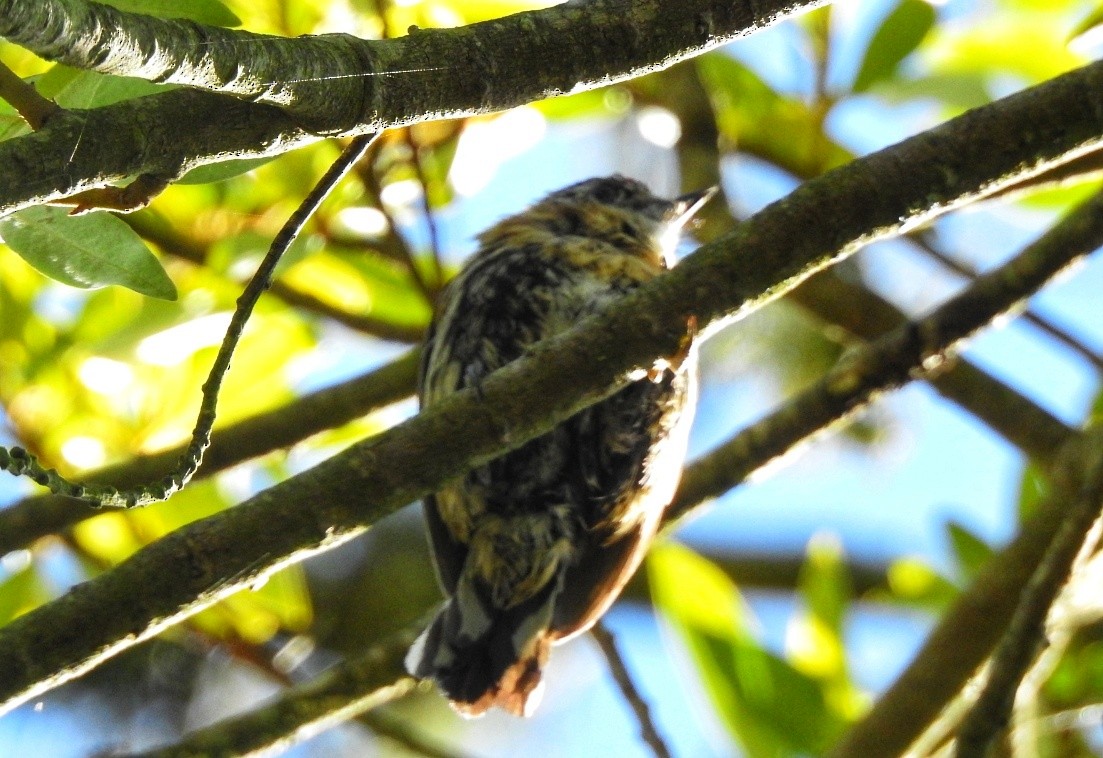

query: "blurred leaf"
xmin=285 ymin=247 xmax=433 ymax=331
xmin=73 ymin=512 xmax=146 ymax=566
xmin=946 ymin=520 xmax=994 ymax=581
xmin=0 ymin=207 xmax=177 ymax=300
xmin=1070 ymin=3 xmax=1103 ymax=42
xmin=650 ymin=542 xmax=844 ymax=757
xmin=0 ymin=98 xmax=28 ymax=142
xmin=870 ymin=72 xmax=991 ymax=110
xmin=790 ymin=535 xmax=865 ymax=719
xmin=443 ymin=0 xmax=559 ymax=24
xmin=533 ymin=87 xmax=629 ymax=120
xmin=179 ymin=156 xmax=277 ymax=185
xmin=1091 ymin=384 xmax=1103 ymax=425
xmin=1017 ymin=462 xmax=1052 ymax=522
xmin=1015 ymin=178 xmax=1103 ymax=212
xmin=853 ymin=0 xmax=936 ymax=92
xmin=796 ymin=535 xmax=851 ymax=636
xmin=696 ymin=53 xmax=852 ymax=178
xmin=0 ymin=565 xmax=49 ymax=627
xmin=927 ymin=14 xmax=1083 ymax=84
xmin=1045 ymin=640 xmax=1103 ymax=710
xmin=38 ymin=67 xmax=169 ymax=109
xmin=222 ymin=565 xmax=314 ymax=640
xmin=98 ymin=0 xmax=240 ymax=25
xmin=881 ymin=556 xmax=958 ymax=610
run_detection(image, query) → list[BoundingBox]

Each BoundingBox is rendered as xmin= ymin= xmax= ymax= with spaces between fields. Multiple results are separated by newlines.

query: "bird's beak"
xmin=668 ymin=185 xmax=719 ymax=228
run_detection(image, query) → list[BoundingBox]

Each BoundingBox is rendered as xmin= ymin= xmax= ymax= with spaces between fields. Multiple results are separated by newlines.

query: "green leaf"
xmin=649 ymin=542 xmax=844 ymax=756
xmin=97 ymin=0 xmax=241 ymax=26
xmin=797 ymin=535 xmax=851 ymax=643
xmin=853 ymin=0 xmax=937 ymax=92
xmin=0 ymin=207 xmax=177 ymax=300
xmin=696 ymin=54 xmax=853 ymax=177
xmin=946 ymin=520 xmax=994 ymax=581
xmin=178 ymin=156 xmax=277 ymax=185
xmin=1017 ymin=462 xmax=1051 ymax=522
xmin=43 ymin=68 xmax=169 ymax=110
xmin=1070 ymin=4 xmax=1103 ymax=43
xmin=872 ymin=72 xmax=991 ymax=111
xmin=881 ymin=556 xmax=958 ymax=610
xmin=0 ymin=564 xmax=49 ymax=627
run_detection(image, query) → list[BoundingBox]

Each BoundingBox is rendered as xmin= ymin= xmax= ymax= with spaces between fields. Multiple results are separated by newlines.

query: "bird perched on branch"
xmin=406 ymin=174 xmax=714 ymax=717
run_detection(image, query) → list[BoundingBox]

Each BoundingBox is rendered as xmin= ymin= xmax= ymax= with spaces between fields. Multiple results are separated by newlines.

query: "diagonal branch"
xmin=953 ymin=438 xmax=1103 ymax=757
xmin=829 ymin=425 xmax=1103 ymax=758
xmin=100 ymin=188 xmax=1103 ymax=757
xmin=665 ymin=60 xmax=1077 ymax=467
xmin=0 ymin=67 xmax=1102 ymax=718
xmin=129 ymin=623 xmax=421 ymax=758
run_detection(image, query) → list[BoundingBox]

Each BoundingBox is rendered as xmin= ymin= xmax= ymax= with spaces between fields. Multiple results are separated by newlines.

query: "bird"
xmin=406 ymin=174 xmax=714 ymax=717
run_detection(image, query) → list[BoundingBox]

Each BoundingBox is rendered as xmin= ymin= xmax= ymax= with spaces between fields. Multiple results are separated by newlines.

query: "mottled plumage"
xmin=406 ymin=175 xmax=712 ymax=717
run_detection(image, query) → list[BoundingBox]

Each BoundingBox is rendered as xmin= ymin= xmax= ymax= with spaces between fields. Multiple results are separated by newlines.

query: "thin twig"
xmin=591 ymin=621 xmax=673 ymax=758
xmin=371 ymin=147 xmax=438 ymax=305
xmin=0 ymin=133 xmax=380 ymax=507
xmin=0 ymin=348 xmax=419 ymax=555
xmin=124 ymin=210 xmax=423 ymax=341
xmin=403 ymin=126 xmax=447 ymax=294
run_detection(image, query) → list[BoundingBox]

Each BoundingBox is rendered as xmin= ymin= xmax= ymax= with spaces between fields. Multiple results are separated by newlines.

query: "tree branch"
xmin=829 ymin=424 xmax=1103 ymax=758
xmin=129 ymin=623 xmax=421 ymax=758
xmin=952 ymin=440 xmax=1103 ymax=757
xmin=665 ymin=61 xmax=1077 ymax=466
xmin=668 ymin=192 xmax=1103 ymax=523
xmin=0 ymin=0 xmax=824 ymax=213
xmin=54 ymin=179 xmax=1103 ymax=757
xmin=1 ymin=66 xmax=1102 ymax=717
xmin=788 ymin=272 xmax=1074 ymax=465
xmin=592 ymin=621 xmax=673 ymax=758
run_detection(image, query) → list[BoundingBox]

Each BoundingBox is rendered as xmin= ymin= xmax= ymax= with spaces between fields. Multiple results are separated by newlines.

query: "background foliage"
xmin=1 ymin=0 xmax=1102 ymax=755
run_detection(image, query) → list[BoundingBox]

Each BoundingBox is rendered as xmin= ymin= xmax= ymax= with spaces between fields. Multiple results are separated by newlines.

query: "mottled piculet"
xmin=406 ymin=175 xmax=714 ymax=716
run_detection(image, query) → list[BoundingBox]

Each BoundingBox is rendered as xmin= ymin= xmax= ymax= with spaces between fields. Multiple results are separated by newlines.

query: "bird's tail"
xmin=405 ymin=573 xmax=561 ymax=717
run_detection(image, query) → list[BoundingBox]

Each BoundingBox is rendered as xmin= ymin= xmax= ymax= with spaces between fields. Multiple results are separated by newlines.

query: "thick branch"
xmin=0 ymin=0 xmax=816 ymax=122
xmin=1 ymin=72 xmax=1102 ymax=717
xmin=0 ymin=0 xmax=822 ymax=213
xmin=78 ymin=185 xmax=1103 ymax=757
xmin=665 ymin=62 xmax=1076 ymax=465
xmin=668 ymin=193 xmax=1103 ymax=523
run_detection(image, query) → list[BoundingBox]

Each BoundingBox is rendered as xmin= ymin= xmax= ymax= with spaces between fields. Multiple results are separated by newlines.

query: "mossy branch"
xmin=88 ymin=187 xmax=1103 ymax=758
xmin=0 ymin=0 xmax=824 ymax=214
xmin=1 ymin=70 xmax=1102 ymax=717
